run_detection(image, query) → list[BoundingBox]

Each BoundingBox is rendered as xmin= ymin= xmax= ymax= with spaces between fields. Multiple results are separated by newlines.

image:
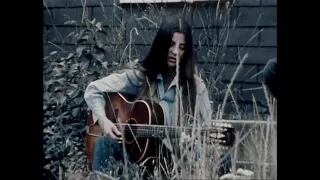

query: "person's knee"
xmin=93 ymin=137 xmax=118 ymax=170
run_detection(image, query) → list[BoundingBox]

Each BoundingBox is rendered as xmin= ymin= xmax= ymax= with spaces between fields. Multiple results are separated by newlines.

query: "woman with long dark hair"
xmin=84 ymin=15 xmax=212 ymax=178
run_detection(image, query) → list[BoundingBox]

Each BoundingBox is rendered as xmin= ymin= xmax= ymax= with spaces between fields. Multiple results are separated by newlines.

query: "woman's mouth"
xmin=169 ymin=57 xmax=176 ymax=63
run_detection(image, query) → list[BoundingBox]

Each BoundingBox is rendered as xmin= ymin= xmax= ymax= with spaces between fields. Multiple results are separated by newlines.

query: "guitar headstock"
xmin=203 ymin=121 xmax=235 ymax=147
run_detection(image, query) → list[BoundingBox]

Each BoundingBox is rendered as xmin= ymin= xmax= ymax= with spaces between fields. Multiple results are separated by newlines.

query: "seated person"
xmin=84 ymin=15 xmax=217 ymax=179
xmin=262 ymin=58 xmax=277 ymax=99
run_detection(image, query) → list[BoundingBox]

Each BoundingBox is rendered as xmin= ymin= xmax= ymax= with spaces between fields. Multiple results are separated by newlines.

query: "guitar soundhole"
xmin=123 ymin=118 xmax=138 ymax=144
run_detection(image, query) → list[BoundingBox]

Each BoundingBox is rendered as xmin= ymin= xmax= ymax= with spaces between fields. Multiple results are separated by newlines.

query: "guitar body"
xmin=85 ymin=92 xmax=236 ymax=173
xmin=85 ymin=92 xmax=165 ymax=171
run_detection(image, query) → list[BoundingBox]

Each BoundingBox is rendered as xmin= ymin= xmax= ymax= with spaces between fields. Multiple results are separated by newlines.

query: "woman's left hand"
xmin=180 ymin=132 xmax=192 ymax=147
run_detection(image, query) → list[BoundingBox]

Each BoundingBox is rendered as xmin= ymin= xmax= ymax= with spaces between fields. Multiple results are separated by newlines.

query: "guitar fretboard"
xmin=115 ymin=124 xmax=230 ymax=138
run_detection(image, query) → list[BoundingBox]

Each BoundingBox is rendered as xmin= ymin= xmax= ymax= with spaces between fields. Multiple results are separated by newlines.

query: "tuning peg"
xmin=218 ymin=146 xmax=228 ymax=150
xmin=212 ymin=122 xmax=216 ymax=126
xmin=212 ymin=140 xmax=220 ymax=144
xmin=212 ymin=133 xmax=218 ymax=138
xmin=210 ymin=133 xmax=226 ymax=139
xmin=212 ymin=139 xmax=221 ymax=144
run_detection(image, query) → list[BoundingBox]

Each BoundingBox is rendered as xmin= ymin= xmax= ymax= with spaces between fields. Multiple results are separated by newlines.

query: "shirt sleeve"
xmin=193 ymin=75 xmax=212 ymax=125
xmin=197 ymin=88 xmax=212 ymax=125
xmin=84 ymin=69 xmax=144 ymax=123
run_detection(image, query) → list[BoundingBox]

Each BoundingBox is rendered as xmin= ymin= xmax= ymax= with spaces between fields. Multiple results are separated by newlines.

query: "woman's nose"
xmin=172 ymin=46 xmax=179 ymax=55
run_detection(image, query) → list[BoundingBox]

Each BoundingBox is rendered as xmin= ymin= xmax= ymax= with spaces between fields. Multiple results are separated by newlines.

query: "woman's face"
xmin=167 ymin=32 xmax=186 ymax=68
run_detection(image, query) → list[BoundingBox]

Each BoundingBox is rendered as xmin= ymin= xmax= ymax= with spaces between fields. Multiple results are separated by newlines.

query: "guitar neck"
xmin=115 ymin=120 xmax=275 ymax=132
xmin=115 ymin=124 xmax=203 ymax=138
xmin=113 ymin=120 xmax=274 ymax=140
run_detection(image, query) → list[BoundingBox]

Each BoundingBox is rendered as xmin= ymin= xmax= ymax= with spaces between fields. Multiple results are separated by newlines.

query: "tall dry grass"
xmin=43 ymin=0 xmax=277 ymax=179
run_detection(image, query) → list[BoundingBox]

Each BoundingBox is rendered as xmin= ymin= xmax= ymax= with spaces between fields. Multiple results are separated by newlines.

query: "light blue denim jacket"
xmin=84 ymin=69 xmax=212 ymax=126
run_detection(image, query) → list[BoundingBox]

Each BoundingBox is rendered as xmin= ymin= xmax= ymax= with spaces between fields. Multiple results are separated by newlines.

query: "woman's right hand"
xmin=99 ymin=117 xmax=122 ymax=140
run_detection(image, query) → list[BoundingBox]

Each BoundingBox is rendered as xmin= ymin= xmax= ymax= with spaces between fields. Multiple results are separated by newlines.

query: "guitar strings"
xmin=113 ymin=125 xmax=230 ymax=143
xmin=114 ymin=125 xmax=229 ymax=133
xmin=114 ymin=127 xmax=226 ymax=134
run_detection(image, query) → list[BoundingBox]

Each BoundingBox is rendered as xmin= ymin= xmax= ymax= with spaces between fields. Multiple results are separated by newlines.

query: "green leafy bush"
xmin=43 ymin=19 xmax=118 ymax=179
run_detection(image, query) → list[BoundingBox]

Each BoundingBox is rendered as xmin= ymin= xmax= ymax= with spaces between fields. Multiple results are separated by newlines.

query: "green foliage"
xmin=43 ymin=19 xmax=114 ymax=179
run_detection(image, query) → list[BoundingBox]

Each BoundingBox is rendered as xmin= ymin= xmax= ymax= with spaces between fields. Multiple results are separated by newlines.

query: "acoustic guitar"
xmin=85 ymin=92 xmax=235 ymax=171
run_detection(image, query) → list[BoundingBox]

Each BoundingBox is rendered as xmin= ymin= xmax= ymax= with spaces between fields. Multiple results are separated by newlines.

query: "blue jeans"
xmin=92 ymin=137 xmax=152 ymax=179
xmin=93 ymin=136 xmax=232 ymax=177
xmin=93 ymin=136 xmax=125 ymax=173
xmin=218 ymin=154 xmax=232 ymax=176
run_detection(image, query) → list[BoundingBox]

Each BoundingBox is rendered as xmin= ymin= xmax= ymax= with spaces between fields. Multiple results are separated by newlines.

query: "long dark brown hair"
xmin=142 ymin=15 xmax=197 ymax=118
